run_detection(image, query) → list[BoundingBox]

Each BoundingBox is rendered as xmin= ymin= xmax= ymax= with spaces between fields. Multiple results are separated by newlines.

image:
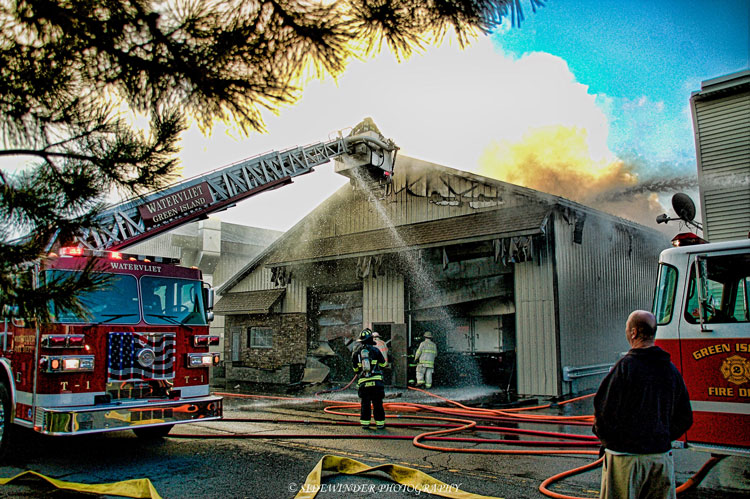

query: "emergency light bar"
xmin=671 ymin=232 xmax=707 ymax=247
xmin=187 ymin=352 xmax=221 ymax=368
xmin=39 ymin=355 xmax=95 ymax=373
xmin=41 ymin=334 xmax=86 ymax=349
xmin=56 ymin=247 xmax=180 ymax=264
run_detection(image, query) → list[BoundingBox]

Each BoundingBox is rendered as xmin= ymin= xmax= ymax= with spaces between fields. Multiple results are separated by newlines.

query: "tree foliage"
xmin=0 ymin=0 xmax=542 ymax=321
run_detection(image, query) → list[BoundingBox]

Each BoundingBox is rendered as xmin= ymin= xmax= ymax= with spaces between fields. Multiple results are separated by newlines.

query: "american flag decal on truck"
xmin=108 ymin=332 xmax=175 ymax=381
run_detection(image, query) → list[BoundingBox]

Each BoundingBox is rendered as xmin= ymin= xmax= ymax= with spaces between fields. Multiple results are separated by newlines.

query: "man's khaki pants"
xmin=600 ymin=449 xmax=676 ymax=499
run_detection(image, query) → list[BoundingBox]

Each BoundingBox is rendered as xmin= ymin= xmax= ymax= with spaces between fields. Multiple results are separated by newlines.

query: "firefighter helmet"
xmin=358 ymin=328 xmax=374 ymax=343
xmin=423 ymin=331 xmax=433 ymax=339
xmin=372 ymin=332 xmax=380 ymax=338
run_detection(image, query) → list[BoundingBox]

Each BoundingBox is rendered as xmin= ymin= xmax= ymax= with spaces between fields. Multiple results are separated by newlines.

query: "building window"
xmin=231 ymin=327 xmax=242 ymax=362
xmin=249 ymin=327 xmax=273 ymax=348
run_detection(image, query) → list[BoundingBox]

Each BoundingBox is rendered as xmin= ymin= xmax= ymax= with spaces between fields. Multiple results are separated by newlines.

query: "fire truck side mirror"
xmin=693 ymin=256 xmax=713 ymax=333
xmin=202 ymin=285 xmax=215 ymax=323
xmin=203 ymin=285 xmax=215 ymax=311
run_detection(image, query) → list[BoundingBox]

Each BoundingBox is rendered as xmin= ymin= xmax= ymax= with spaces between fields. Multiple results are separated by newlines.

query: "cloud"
xmin=477 ymin=124 xmax=698 ymax=233
xmin=177 ymin=37 xmax=690 ymax=232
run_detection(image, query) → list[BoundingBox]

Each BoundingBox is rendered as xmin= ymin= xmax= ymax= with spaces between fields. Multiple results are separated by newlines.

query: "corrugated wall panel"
xmin=695 ymin=89 xmax=750 ymax=242
xmin=127 ymin=232 xmax=181 ymax=258
xmin=230 ymin=266 xmax=307 ymax=313
xmin=554 ymin=213 xmax=668 ymax=394
xmin=232 ymin=267 xmax=274 ymax=292
xmin=213 ymin=254 xmax=256 ymax=289
xmin=514 ymin=236 xmax=559 ymax=397
xmin=363 ymin=272 xmax=405 ymax=325
xmin=282 ymin=279 xmax=308 ymax=314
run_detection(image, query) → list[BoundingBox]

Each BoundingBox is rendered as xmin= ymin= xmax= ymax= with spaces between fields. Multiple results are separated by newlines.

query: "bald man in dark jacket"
xmin=593 ymin=310 xmax=692 ymax=499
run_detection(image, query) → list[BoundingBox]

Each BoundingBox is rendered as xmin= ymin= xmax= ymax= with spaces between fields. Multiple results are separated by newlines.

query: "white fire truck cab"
xmin=652 ymin=238 xmax=750 ymax=455
xmin=0 ymin=246 xmax=222 ymax=455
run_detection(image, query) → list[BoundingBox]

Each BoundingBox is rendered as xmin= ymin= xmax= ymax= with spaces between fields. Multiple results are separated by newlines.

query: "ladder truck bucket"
xmin=334 ymin=118 xmax=398 ymax=189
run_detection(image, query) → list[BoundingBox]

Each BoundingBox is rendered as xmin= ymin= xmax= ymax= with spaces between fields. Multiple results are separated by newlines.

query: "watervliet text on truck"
xmin=0 ymin=119 xmax=398 ymax=457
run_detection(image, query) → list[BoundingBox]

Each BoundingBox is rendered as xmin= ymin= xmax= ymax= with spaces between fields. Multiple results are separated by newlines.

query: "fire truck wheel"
xmin=133 ymin=424 xmax=174 ymax=439
xmin=0 ymin=383 xmax=13 ymax=458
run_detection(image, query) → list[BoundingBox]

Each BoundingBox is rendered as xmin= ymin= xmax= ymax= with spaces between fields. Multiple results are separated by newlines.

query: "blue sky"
xmin=173 ymin=0 xmax=749 ymax=231
xmin=494 ymin=0 xmax=749 ymax=168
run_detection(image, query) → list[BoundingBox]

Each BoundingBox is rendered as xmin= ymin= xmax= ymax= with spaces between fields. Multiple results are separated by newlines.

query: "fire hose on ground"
xmin=195 ymin=385 xmax=723 ymax=499
xmin=0 ymin=385 xmax=725 ymax=499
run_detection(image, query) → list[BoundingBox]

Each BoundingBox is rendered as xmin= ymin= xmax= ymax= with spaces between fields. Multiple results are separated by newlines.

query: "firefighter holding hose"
xmin=352 ymin=328 xmax=388 ymax=429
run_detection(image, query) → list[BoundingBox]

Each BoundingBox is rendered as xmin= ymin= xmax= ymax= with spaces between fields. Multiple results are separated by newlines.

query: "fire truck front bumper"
xmin=34 ymin=395 xmax=223 ymax=435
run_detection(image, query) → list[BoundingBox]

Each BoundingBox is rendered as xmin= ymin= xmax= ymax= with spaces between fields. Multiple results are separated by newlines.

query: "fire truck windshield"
xmin=141 ymin=276 xmax=208 ymax=326
xmin=47 ymin=271 xmax=208 ymax=325
xmin=48 ymin=271 xmax=140 ymax=324
xmin=653 ymin=263 xmax=678 ymax=325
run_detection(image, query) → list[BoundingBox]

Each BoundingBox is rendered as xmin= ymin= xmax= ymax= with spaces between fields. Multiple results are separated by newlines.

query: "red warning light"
xmin=60 ymin=247 xmax=84 ymax=257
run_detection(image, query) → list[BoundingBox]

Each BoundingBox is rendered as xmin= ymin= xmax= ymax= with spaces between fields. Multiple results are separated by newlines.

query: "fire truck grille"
xmin=107 ymin=332 xmax=176 ymax=382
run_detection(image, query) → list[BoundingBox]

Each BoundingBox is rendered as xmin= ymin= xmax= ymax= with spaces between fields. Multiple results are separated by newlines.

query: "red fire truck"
xmin=653 ymin=237 xmax=750 ymax=456
xmin=0 ymin=119 xmax=397 ymax=456
xmin=1 ymin=245 xmax=222 ymax=450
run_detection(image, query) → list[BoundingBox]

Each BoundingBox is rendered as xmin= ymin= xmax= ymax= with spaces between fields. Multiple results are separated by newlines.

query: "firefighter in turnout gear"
xmin=414 ymin=331 xmax=438 ymax=389
xmin=352 ymin=328 xmax=387 ymax=429
xmin=372 ymin=332 xmax=389 ymax=364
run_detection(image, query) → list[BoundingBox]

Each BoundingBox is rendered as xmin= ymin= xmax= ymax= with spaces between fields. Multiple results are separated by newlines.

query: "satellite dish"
xmin=672 ymin=193 xmax=696 ymax=223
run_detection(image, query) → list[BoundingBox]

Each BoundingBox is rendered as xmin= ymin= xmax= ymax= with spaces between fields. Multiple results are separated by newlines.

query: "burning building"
xmin=215 ymin=156 xmax=669 ymax=397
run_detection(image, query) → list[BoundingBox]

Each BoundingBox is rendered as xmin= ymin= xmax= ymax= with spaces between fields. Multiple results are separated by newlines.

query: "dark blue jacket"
xmin=593 ymin=346 xmax=693 ymax=454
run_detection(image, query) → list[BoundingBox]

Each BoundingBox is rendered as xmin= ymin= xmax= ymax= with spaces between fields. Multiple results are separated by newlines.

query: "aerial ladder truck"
xmin=0 ymin=119 xmax=397 ymax=456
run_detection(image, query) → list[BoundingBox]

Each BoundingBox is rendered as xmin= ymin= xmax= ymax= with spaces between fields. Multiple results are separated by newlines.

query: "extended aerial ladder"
xmin=74 ymin=118 xmax=397 ymax=251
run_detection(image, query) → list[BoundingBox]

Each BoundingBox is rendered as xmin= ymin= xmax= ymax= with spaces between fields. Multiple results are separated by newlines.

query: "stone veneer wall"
xmin=225 ymin=313 xmax=307 ymax=385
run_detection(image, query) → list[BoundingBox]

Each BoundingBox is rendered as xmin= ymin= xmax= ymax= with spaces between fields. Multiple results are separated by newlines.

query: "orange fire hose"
xmin=538 ymin=457 xmax=604 ymax=499
xmin=213 ymin=387 xmax=724 ymax=498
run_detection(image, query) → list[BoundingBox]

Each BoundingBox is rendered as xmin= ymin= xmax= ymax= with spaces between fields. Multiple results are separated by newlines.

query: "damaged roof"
xmin=266 ymin=203 xmax=550 ymax=266
xmin=218 ymin=156 xmax=662 ymax=294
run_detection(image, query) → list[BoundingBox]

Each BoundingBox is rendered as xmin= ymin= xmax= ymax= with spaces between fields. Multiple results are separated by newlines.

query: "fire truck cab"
xmin=653 ymin=238 xmax=750 ymax=455
xmin=0 ymin=247 xmax=222 ymax=455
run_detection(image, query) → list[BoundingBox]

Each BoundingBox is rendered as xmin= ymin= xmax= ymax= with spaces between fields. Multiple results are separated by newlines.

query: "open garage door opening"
xmin=409 ymin=303 xmax=516 ymax=392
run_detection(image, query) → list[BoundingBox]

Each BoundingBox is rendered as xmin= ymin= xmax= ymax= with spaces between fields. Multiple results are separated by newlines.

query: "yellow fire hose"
xmin=294 ymin=454 xmax=503 ymax=499
xmin=0 ymin=470 xmax=162 ymax=499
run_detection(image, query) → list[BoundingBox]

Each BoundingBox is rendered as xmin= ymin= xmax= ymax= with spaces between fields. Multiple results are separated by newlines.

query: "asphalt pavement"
xmin=0 ymin=383 xmax=747 ymax=498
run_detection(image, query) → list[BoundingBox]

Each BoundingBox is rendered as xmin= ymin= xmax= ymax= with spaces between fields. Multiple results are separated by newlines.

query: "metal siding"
xmin=213 ymin=254 xmax=255 ymax=289
xmin=514 ymin=236 xmax=558 ymax=397
xmin=127 ymin=231 xmax=181 ymax=258
xmin=232 ymin=267 xmax=273 ymax=292
xmin=230 ymin=266 xmax=306 ymax=313
xmin=554 ymin=213 xmax=668 ymax=394
xmin=281 ymin=279 xmax=308 ymax=314
xmin=317 ymin=289 xmax=362 ymax=341
xmin=363 ymin=271 xmax=405 ymax=325
xmin=694 ymin=90 xmax=750 ymax=242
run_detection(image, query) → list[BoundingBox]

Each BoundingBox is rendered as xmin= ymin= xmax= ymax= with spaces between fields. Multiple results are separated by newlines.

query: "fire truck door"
xmin=678 ymin=252 xmax=750 ymax=449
